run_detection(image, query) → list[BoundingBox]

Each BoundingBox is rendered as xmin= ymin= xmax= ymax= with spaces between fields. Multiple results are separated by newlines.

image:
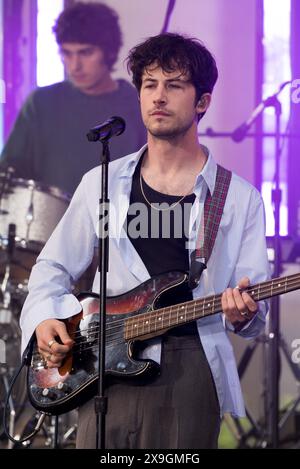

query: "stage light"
xmin=262 ymin=0 xmax=291 ymax=236
xmin=37 ymin=0 xmax=64 ymax=87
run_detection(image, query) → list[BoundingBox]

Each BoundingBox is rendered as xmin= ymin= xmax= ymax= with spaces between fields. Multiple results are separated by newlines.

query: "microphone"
xmin=231 ymin=102 xmax=265 ymax=142
xmin=232 ymin=80 xmax=292 ymax=142
xmin=86 ymin=116 xmax=126 ymax=142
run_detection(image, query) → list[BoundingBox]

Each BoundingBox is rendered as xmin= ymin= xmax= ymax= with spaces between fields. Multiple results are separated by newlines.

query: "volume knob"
xmin=57 ymin=381 xmax=71 ymax=393
xmin=42 ymin=388 xmax=57 ymax=400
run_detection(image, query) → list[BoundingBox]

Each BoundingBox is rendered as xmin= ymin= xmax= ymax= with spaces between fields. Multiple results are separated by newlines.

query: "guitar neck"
xmin=124 ymin=273 xmax=300 ymax=340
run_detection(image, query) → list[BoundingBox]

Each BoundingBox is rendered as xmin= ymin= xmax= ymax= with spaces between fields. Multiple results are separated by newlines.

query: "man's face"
xmin=59 ymin=43 xmax=111 ymax=95
xmin=140 ymin=64 xmax=204 ymax=139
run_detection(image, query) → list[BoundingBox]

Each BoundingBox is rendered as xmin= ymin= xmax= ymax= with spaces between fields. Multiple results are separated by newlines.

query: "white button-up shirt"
xmin=20 ymin=144 xmax=270 ymax=417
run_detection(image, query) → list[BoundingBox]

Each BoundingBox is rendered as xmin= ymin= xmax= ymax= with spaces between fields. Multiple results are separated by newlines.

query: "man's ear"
xmin=196 ymin=93 xmax=212 ymax=113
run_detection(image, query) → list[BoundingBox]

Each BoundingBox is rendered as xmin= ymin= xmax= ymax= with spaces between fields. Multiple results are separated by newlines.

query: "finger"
xmin=241 ymin=291 xmax=258 ymax=313
xmin=39 ymin=340 xmax=70 ymax=356
xmin=227 ymin=288 xmax=243 ymax=321
xmin=237 ymin=276 xmax=250 ymax=289
xmin=221 ymin=290 xmax=228 ymax=313
xmin=47 ymin=342 xmax=71 ymax=355
xmin=223 ymin=288 xmax=244 ymax=323
xmin=222 ymin=290 xmax=235 ymax=323
xmin=46 ymin=359 xmax=62 ymax=369
xmin=55 ymin=322 xmax=74 ymax=347
xmin=233 ymin=287 xmax=248 ymax=314
xmin=46 ymin=349 xmax=66 ymax=359
xmin=42 ymin=352 xmax=64 ymax=368
xmin=225 ymin=288 xmax=237 ymax=312
xmin=41 ymin=324 xmax=74 ymax=354
xmin=47 ymin=354 xmax=63 ymax=365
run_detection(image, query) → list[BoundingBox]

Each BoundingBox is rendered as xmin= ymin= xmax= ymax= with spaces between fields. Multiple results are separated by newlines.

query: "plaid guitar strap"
xmin=189 ymin=164 xmax=232 ymax=289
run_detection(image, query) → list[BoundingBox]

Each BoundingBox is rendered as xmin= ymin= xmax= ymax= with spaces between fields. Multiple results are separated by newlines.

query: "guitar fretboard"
xmin=124 ymin=273 xmax=300 ymax=340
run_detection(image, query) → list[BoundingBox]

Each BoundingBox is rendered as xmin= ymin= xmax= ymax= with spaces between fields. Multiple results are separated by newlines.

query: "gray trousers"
xmin=76 ymin=333 xmax=220 ymax=449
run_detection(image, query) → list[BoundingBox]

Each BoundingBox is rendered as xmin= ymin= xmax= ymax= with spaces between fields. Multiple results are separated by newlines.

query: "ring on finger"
xmin=241 ymin=311 xmax=250 ymax=319
xmin=46 ymin=353 xmax=52 ymax=362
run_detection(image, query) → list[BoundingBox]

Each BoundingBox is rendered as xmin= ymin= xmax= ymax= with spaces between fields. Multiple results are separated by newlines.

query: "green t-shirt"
xmin=0 ymin=80 xmax=146 ymax=195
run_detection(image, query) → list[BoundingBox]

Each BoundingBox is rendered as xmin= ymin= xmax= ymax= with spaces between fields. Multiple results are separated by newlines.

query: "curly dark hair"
xmin=127 ymin=33 xmax=218 ymax=119
xmin=53 ymin=2 xmax=122 ymax=70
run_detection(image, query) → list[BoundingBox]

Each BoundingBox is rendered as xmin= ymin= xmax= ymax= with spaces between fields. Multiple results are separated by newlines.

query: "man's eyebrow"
xmin=60 ymin=46 xmax=94 ymax=54
xmin=166 ymin=77 xmax=190 ymax=83
xmin=142 ymin=76 xmax=189 ymax=83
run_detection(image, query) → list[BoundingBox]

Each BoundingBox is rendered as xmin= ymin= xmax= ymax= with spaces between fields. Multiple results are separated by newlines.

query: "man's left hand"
xmin=221 ymin=276 xmax=258 ymax=326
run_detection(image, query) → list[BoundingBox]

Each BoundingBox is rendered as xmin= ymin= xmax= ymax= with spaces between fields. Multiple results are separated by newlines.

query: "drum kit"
xmin=0 ymin=168 xmax=77 ymax=448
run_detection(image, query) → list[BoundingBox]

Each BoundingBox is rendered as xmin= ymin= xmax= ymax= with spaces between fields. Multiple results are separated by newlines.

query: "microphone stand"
xmin=267 ymin=94 xmax=282 ymax=449
xmin=97 ymin=139 xmax=110 ymax=449
xmin=86 ymin=117 xmax=125 ymax=449
xmin=198 ymin=128 xmax=300 ymax=139
xmin=90 ymin=139 xmax=110 ymax=449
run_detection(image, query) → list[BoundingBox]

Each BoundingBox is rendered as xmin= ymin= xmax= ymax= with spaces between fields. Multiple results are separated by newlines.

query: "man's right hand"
xmin=35 ymin=319 xmax=74 ymax=369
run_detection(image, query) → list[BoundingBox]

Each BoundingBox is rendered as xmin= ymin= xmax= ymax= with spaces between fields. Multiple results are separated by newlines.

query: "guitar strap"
xmin=189 ymin=164 xmax=232 ymax=289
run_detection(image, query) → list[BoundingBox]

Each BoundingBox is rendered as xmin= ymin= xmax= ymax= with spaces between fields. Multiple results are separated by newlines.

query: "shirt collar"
xmin=117 ymin=143 xmax=217 ymax=195
xmin=117 ymin=144 xmax=148 ymax=179
xmin=194 ymin=145 xmax=217 ymax=196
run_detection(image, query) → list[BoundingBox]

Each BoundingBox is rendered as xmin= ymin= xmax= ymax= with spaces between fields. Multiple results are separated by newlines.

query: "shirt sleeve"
xmin=20 ymin=175 xmax=97 ymax=354
xmin=223 ymin=188 xmax=270 ymax=338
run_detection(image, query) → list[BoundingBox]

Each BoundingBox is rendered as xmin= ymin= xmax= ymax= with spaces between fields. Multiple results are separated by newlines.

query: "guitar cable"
xmin=3 ymin=338 xmax=47 ymax=446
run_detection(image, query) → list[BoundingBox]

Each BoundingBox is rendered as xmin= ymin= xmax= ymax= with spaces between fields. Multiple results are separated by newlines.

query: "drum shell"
xmin=0 ymin=177 xmax=70 ymax=246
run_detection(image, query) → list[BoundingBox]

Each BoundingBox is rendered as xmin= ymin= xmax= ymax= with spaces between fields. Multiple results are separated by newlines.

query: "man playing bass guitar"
xmin=20 ymin=33 xmax=270 ymax=449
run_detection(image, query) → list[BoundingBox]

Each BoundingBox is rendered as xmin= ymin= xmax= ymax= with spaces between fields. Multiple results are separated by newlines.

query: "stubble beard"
xmin=147 ymin=118 xmax=195 ymax=140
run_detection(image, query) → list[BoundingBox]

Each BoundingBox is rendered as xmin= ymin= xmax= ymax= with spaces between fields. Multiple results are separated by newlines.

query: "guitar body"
xmin=27 ymin=271 xmax=188 ymax=415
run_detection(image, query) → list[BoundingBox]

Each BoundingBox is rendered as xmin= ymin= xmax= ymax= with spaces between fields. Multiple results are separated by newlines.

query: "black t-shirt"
xmin=126 ymin=156 xmax=197 ymax=335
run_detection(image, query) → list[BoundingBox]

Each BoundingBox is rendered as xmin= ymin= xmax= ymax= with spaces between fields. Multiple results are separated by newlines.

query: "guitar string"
xmin=29 ymin=275 xmax=290 ymax=361
xmin=54 ymin=293 xmax=223 ymax=349
xmin=32 ymin=277 xmax=300 ymax=360
xmin=32 ymin=332 xmax=126 ymax=361
xmin=33 ymin=295 xmax=214 ymax=359
xmin=35 ymin=276 xmax=300 ymax=349
xmin=55 ymin=275 xmax=300 ymax=342
xmin=31 ymin=276 xmax=300 ymax=360
xmin=32 ymin=340 xmax=128 ymax=361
